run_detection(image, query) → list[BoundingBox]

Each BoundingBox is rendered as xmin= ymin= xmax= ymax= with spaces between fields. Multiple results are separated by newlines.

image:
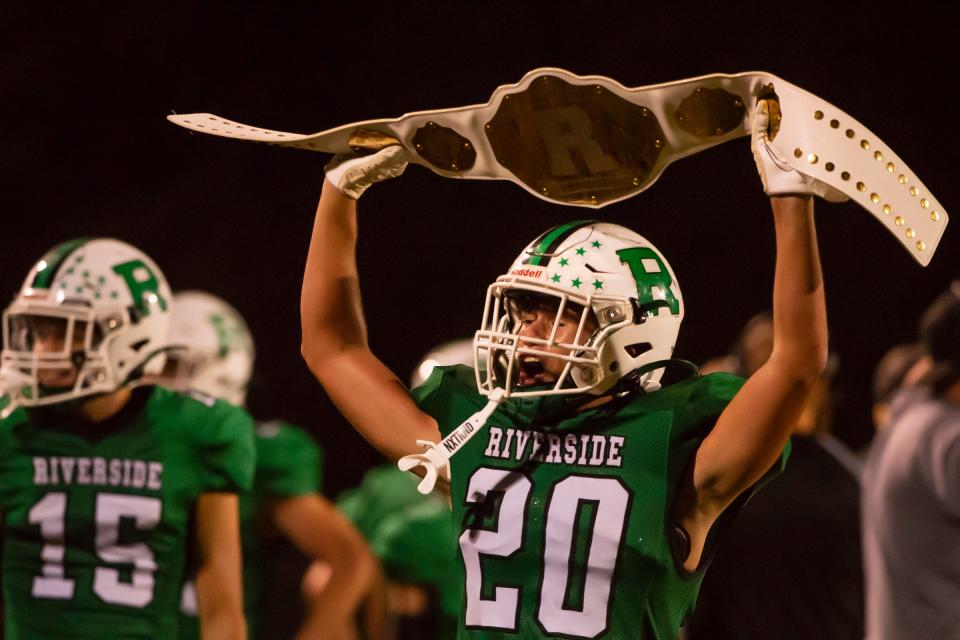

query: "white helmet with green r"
xmin=165 ymin=290 xmax=255 ymax=406
xmin=475 ymin=220 xmax=684 ymax=398
xmin=1 ymin=238 xmax=172 ymax=411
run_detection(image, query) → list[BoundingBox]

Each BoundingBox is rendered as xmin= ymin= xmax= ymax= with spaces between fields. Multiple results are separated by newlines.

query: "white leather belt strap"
xmin=169 ymin=68 xmax=948 ymax=265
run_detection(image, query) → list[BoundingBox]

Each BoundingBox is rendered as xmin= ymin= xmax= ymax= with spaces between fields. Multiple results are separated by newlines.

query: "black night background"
xmin=2 ymin=3 xmax=957 ymax=629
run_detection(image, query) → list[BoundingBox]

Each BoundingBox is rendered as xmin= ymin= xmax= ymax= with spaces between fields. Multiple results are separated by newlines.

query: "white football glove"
xmin=324 ymin=145 xmax=409 ymax=199
xmin=751 ymin=99 xmax=848 ymax=202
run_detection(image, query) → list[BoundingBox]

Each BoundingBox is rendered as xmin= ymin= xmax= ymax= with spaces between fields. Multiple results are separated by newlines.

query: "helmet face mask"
xmin=4 ymin=304 xmax=111 ymax=401
xmin=475 ymin=221 xmax=683 ymax=399
xmin=1 ymin=239 xmax=172 ymax=410
xmin=477 ymin=283 xmax=627 ymax=397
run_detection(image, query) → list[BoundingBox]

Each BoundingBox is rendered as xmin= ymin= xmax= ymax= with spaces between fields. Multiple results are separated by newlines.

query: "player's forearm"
xmin=276 ymin=496 xmax=381 ymax=639
xmin=297 ymin=559 xmax=377 ymax=640
xmin=359 ymin=561 xmax=390 ymax=640
xmin=198 ymin=601 xmax=247 ymax=640
xmin=300 ymin=180 xmax=369 ymax=373
xmin=768 ymin=195 xmax=829 ymax=379
xmin=196 ymin=565 xmax=247 ymax=640
xmin=690 ymin=196 xmax=828 ymax=508
xmin=295 ymin=540 xmax=378 ymax=640
xmin=195 ymin=493 xmax=247 ymax=640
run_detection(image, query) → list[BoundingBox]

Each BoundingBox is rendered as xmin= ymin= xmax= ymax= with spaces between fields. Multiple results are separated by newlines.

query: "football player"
xmin=299 ymin=100 xmax=831 ymax=639
xmin=0 ymin=239 xmax=253 ymax=639
xmin=163 ymin=290 xmax=381 ymax=640
xmin=315 ymin=341 xmax=473 ymax=639
xmin=333 ymin=465 xmax=459 ymax=639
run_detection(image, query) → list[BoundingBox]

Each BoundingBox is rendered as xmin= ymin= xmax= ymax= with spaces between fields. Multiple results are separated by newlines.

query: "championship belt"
xmin=169 ymin=68 xmax=948 ymax=266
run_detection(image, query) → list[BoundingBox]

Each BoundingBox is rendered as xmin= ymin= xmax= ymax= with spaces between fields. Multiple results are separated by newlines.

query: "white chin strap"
xmin=397 ymin=388 xmax=505 ymax=495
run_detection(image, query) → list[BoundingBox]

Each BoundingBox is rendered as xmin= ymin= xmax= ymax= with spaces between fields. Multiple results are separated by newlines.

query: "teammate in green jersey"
xmin=0 ymin=238 xmax=253 ymax=639
xmin=331 ymin=462 xmax=459 ymax=638
xmin=302 ymin=342 xmax=475 ymax=639
xmin=299 ymin=99 xmax=834 ymax=639
xmin=162 ymin=290 xmax=382 ymax=640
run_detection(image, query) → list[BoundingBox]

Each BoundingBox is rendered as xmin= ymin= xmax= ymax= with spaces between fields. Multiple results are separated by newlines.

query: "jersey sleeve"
xmin=687 ymin=371 xmax=791 ymax=485
xmin=195 ymin=398 xmax=257 ymax=494
xmin=409 ymin=365 xmax=449 ymax=415
xmin=253 ymin=421 xmax=323 ymax=497
xmin=337 ymin=464 xmax=429 ymax=540
xmin=664 ymin=372 xmax=790 ymax=576
xmin=410 ymin=365 xmax=484 ymax=438
xmin=373 ymin=499 xmax=457 ymax=580
xmin=673 ymin=371 xmax=745 ymax=427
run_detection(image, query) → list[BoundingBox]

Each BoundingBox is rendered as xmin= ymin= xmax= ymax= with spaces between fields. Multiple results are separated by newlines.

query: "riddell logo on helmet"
xmin=510 ymin=268 xmax=545 ymax=279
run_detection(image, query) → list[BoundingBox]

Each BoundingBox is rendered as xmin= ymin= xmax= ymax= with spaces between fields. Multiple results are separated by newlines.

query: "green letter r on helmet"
xmin=112 ymin=260 xmax=168 ymax=315
xmin=616 ymin=247 xmax=680 ymax=316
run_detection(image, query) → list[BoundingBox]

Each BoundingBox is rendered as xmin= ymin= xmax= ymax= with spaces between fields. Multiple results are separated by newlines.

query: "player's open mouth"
xmin=37 ymin=368 xmax=77 ymax=387
xmin=37 ymin=368 xmax=77 ymax=390
xmin=517 ymin=356 xmax=554 ymax=387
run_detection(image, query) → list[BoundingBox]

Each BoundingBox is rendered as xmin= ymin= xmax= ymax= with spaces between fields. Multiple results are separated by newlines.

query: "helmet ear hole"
xmin=624 ymin=342 xmax=652 ymax=358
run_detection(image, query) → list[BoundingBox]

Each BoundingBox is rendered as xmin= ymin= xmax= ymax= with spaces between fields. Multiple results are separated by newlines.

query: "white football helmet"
xmin=164 ymin=291 xmax=254 ymax=406
xmin=1 ymin=238 xmax=172 ymax=410
xmin=410 ymin=338 xmax=475 ymax=388
xmin=475 ymin=221 xmax=684 ymax=398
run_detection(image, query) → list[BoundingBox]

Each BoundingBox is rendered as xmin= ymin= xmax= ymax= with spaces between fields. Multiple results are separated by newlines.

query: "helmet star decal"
xmin=476 ymin=221 xmax=684 ymax=399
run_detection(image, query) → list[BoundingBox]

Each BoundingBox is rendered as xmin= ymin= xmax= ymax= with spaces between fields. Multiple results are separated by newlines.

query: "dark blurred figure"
xmin=862 ymin=282 xmax=960 ymax=640
xmin=700 ymin=312 xmax=774 ymax=379
xmin=686 ymin=312 xmax=863 ymax=640
xmin=871 ymin=342 xmax=925 ymax=432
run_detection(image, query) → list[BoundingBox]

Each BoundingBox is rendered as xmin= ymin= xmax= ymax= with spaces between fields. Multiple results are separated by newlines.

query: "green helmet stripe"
xmin=31 ymin=238 xmax=91 ymax=289
xmin=524 ymin=220 xmax=595 ymax=267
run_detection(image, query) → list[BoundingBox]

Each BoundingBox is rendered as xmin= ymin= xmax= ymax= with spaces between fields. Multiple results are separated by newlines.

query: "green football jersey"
xmin=338 ymin=464 xmax=461 ymax=621
xmin=375 ymin=494 xmax=462 ymax=636
xmin=337 ymin=464 xmax=428 ymax=542
xmin=0 ymin=386 xmax=255 ymax=640
xmin=178 ymin=419 xmax=322 ymax=640
xmin=241 ymin=420 xmax=322 ymax=636
xmin=412 ymin=365 xmax=788 ymax=640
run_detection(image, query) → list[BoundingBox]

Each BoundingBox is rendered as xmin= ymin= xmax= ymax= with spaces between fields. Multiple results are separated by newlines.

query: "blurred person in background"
xmin=870 ymin=342 xmax=925 ymax=432
xmin=686 ymin=311 xmax=863 ymax=640
xmin=163 ymin=291 xmax=383 ymax=640
xmin=327 ymin=464 xmax=459 ymax=640
xmin=0 ymin=240 xmax=253 ymax=639
xmin=862 ymin=281 xmax=960 ymax=640
xmin=700 ymin=312 xmax=774 ymax=379
xmin=305 ymin=339 xmax=473 ymax=639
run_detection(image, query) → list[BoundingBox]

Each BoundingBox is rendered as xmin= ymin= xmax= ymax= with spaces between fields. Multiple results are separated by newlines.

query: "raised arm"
xmin=693 ymin=194 xmax=826 ymax=500
xmin=677 ymin=100 xmax=835 ymax=567
xmin=300 ymin=149 xmax=441 ymax=460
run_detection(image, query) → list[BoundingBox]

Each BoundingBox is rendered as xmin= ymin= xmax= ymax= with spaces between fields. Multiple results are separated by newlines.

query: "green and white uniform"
xmin=178 ymin=420 xmax=322 ymax=640
xmin=0 ymin=386 xmax=255 ymax=640
xmin=338 ymin=464 xmax=461 ymax=631
xmin=412 ymin=365 xmax=787 ymax=640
